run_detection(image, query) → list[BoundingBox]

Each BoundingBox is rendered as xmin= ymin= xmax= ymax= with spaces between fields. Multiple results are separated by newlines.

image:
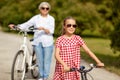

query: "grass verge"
xmin=81 ymin=38 xmax=120 ymax=76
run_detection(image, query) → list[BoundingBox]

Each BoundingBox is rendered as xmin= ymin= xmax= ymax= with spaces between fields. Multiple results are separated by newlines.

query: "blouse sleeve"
xmin=55 ymin=38 xmax=61 ymax=48
xmin=47 ymin=17 xmax=55 ymax=34
xmin=18 ymin=16 xmax=35 ymax=30
xmin=77 ymin=36 xmax=84 ymax=46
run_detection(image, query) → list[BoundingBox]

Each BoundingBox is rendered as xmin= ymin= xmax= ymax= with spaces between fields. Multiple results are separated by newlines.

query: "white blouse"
xmin=19 ymin=14 xmax=55 ymax=47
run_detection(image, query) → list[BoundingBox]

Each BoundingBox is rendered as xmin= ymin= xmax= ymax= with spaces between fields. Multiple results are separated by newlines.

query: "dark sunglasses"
xmin=66 ymin=24 xmax=77 ymax=28
xmin=41 ymin=7 xmax=49 ymax=10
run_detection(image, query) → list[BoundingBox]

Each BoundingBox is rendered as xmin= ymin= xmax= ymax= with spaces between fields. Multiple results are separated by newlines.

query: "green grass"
xmin=80 ymin=38 xmax=120 ymax=76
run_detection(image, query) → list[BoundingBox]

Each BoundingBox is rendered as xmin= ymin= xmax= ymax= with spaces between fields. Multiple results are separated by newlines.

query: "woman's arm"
xmin=47 ymin=16 xmax=55 ymax=34
xmin=8 ymin=16 xmax=35 ymax=30
xmin=81 ymin=43 xmax=104 ymax=67
xmin=19 ymin=18 xmax=34 ymax=30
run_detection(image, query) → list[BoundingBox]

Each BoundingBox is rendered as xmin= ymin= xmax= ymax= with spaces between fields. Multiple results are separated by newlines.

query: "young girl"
xmin=53 ymin=16 xmax=104 ymax=80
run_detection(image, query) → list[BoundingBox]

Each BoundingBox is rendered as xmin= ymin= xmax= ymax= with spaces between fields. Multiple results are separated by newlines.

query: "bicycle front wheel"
xmin=86 ymin=73 xmax=94 ymax=80
xmin=11 ymin=50 xmax=26 ymax=80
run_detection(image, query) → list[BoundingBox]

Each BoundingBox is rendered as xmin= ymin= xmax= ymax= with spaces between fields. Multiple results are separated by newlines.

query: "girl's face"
xmin=40 ymin=5 xmax=49 ymax=15
xmin=64 ymin=19 xmax=77 ymax=35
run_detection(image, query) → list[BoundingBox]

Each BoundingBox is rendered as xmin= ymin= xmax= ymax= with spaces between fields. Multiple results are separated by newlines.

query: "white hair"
xmin=38 ymin=2 xmax=51 ymax=10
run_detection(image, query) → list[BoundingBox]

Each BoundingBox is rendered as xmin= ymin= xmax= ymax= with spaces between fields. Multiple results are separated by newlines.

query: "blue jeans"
xmin=34 ymin=43 xmax=53 ymax=78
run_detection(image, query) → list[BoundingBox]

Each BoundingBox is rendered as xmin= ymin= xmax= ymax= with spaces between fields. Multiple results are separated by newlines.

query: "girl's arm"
xmin=81 ymin=43 xmax=104 ymax=67
xmin=55 ymin=47 xmax=70 ymax=72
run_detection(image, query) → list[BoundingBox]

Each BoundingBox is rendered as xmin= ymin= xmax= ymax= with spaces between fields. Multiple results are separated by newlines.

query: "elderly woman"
xmin=9 ymin=2 xmax=55 ymax=80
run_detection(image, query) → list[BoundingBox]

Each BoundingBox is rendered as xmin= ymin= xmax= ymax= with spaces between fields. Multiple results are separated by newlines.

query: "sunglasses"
xmin=66 ymin=24 xmax=77 ymax=28
xmin=41 ymin=7 xmax=49 ymax=10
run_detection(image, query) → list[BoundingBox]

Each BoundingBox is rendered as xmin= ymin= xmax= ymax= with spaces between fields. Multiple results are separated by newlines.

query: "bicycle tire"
xmin=11 ymin=50 xmax=26 ymax=80
xmin=31 ymin=50 xmax=39 ymax=78
xmin=86 ymin=73 xmax=94 ymax=80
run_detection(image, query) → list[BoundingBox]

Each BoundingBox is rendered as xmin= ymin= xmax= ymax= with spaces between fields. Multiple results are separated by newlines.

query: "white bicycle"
xmin=11 ymin=27 xmax=39 ymax=80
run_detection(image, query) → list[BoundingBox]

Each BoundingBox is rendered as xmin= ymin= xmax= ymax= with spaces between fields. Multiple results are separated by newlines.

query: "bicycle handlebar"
xmin=70 ymin=64 xmax=96 ymax=73
xmin=12 ymin=26 xmax=38 ymax=32
xmin=28 ymin=26 xmax=38 ymax=31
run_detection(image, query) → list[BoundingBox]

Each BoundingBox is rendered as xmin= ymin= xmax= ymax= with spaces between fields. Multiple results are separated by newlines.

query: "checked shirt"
xmin=53 ymin=35 xmax=84 ymax=80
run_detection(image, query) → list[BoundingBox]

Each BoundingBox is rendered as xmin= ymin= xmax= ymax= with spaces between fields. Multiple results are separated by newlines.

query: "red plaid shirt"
xmin=53 ymin=35 xmax=84 ymax=80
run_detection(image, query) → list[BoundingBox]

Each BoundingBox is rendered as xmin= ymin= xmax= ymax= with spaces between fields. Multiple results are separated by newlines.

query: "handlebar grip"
xmin=29 ymin=27 xmax=38 ymax=30
xmin=89 ymin=64 xmax=97 ymax=68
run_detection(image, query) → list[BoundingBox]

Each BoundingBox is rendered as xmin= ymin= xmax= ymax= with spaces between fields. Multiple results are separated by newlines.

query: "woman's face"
xmin=64 ymin=19 xmax=77 ymax=35
xmin=40 ymin=5 xmax=49 ymax=15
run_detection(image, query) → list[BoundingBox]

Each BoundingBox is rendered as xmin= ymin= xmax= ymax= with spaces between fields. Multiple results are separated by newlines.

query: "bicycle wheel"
xmin=11 ymin=50 xmax=26 ymax=80
xmin=86 ymin=73 xmax=94 ymax=80
xmin=31 ymin=50 xmax=39 ymax=78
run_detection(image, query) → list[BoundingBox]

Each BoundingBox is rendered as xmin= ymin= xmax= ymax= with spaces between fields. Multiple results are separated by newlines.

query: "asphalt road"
xmin=0 ymin=31 xmax=120 ymax=80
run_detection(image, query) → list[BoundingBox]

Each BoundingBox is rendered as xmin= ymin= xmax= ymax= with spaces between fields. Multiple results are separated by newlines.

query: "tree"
xmin=109 ymin=0 xmax=120 ymax=52
xmin=0 ymin=0 xmax=117 ymax=39
xmin=110 ymin=22 xmax=120 ymax=53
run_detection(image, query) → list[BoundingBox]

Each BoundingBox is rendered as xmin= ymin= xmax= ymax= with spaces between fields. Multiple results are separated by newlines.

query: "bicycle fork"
xmin=81 ymin=72 xmax=88 ymax=80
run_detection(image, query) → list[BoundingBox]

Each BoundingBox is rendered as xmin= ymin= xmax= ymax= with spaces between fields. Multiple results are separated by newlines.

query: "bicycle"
xmin=70 ymin=64 xmax=96 ymax=80
xmin=11 ymin=27 xmax=39 ymax=80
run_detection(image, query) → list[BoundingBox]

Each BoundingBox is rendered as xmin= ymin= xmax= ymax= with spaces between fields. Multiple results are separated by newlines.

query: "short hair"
xmin=38 ymin=2 xmax=51 ymax=10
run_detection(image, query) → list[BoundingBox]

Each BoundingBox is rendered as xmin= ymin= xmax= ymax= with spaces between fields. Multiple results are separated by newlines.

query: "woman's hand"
xmin=38 ymin=27 xmax=50 ymax=34
xmin=38 ymin=27 xmax=44 ymax=30
xmin=8 ymin=24 xmax=15 ymax=30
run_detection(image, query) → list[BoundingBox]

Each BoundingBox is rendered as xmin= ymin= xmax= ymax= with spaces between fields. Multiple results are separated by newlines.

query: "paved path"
xmin=0 ymin=31 xmax=120 ymax=80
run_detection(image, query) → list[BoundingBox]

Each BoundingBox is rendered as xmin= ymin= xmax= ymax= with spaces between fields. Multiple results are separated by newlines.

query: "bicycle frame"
xmin=81 ymin=71 xmax=89 ymax=80
xmin=19 ymin=31 xmax=33 ymax=70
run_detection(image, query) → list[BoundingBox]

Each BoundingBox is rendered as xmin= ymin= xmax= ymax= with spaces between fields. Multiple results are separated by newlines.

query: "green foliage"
xmin=0 ymin=0 xmax=120 ymax=52
xmin=0 ymin=0 xmax=115 ymax=36
xmin=0 ymin=0 xmax=43 ymax=31
xmin=110 ymin=22 xmax=120 ymax=53
xmin=109 ymin=0 xmax=120 ymax=52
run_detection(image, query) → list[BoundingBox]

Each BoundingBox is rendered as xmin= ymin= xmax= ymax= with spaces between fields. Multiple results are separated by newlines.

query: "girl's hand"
xmin=63 ymin=65 xmax=70 ymax=72
xmin=97 ymin=62 xmax=104 ymax=67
